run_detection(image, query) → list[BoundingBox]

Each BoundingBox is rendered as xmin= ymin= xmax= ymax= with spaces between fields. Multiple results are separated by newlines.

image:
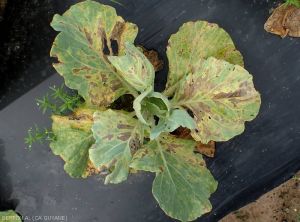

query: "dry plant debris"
xmin=264 ymin=4 xmax=300 ymax=38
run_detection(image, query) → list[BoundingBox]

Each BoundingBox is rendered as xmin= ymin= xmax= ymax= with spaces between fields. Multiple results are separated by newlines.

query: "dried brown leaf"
xmin=86 ymin=160 xmax=101 ymax=176
xmin=173 ymin=127 xmax=216 ymax=158
xmin=264 ymin=4 xmax=300 ymax=38
xmin=195 ymin=141 xmax=215 ymax=158
xmin=140 ymin=47 xmax=164 ymax=72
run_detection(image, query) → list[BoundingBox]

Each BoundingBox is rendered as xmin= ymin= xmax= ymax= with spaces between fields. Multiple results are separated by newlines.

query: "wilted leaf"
xmin=264 ymin=4 xmax=300 ymax=38
xmin=50 ymin=1 xmax=138 ymax=107
xmin=130 ymin=134 xmax=217 ymax=221
xmin=86 ymin=160 xmax=102 ymax=176
xmin=0 ymin=210 xmax=21 ymax=222
xmin=140 ymin=46 xmax=164 ymax=72
xmin=196 ymin=141 xmax=216 ymax=158
xmin=173 ymin=57 xmax=261 ymax=144
xmin=172 ymin=126 xmax=192 ymax=139
xmin=165 ymin=20 xmax=244 ymax=96
xmin=173 ymin=127 xmax=216 ymax=158
xmin=89 ymin=109 xmax=144 ymax=184
xmin=50 ymin=108 xmax=96 ymax=178
xmin=108 ymin=42 xmax=155 ymax=92
xmin=150 ymin=109 xmax=196 ymax=140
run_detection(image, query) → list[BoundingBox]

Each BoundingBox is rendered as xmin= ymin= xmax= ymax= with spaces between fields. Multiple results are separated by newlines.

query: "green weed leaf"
xmin=25 ymin=126 xmax=54 ymax=149
xmin=36 ymin=85 xmax=83 ymax=114
xmin=285 ymin=0 xmax=300 ymax=8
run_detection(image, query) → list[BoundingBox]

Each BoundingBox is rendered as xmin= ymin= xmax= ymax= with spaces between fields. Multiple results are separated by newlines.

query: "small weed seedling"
xmin=284 ymin=0 xmax=300 ymax=8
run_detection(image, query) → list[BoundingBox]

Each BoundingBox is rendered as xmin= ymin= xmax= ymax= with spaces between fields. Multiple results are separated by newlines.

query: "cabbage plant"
xmin=38 ymin=1 xmax=261 ymax=221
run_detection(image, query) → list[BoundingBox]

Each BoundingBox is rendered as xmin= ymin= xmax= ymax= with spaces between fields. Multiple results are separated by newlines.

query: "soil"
xmin=221 ymin=171 xmax=300 ymax=222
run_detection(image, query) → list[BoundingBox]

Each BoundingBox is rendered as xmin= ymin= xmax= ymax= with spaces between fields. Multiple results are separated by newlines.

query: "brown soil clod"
xmin=221 ymin=171 xmax=300 ymax=222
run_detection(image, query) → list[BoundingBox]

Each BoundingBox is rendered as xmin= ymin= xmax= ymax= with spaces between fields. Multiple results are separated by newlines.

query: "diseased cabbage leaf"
xmin=172 ymin=57 xmax=261 ymax=143
xmin=165 ymin=20 xmax=244 ymax=96
xmin=50 ymin=1 xmax=138 ymax=107
xmin=89 ymin=109 xmax=144 ymax=184
xmin=150 ymin=109 xmax=196 ymax=140
xmin=50 ymin=108 xmax=96 ymax=178
xmin=108 ymin=42 xmax=155 ymax=92
xmin=133 ymin=90 xmax=170 ymax=126
xmin=130 ymin=134 xmax=218 ymax=221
